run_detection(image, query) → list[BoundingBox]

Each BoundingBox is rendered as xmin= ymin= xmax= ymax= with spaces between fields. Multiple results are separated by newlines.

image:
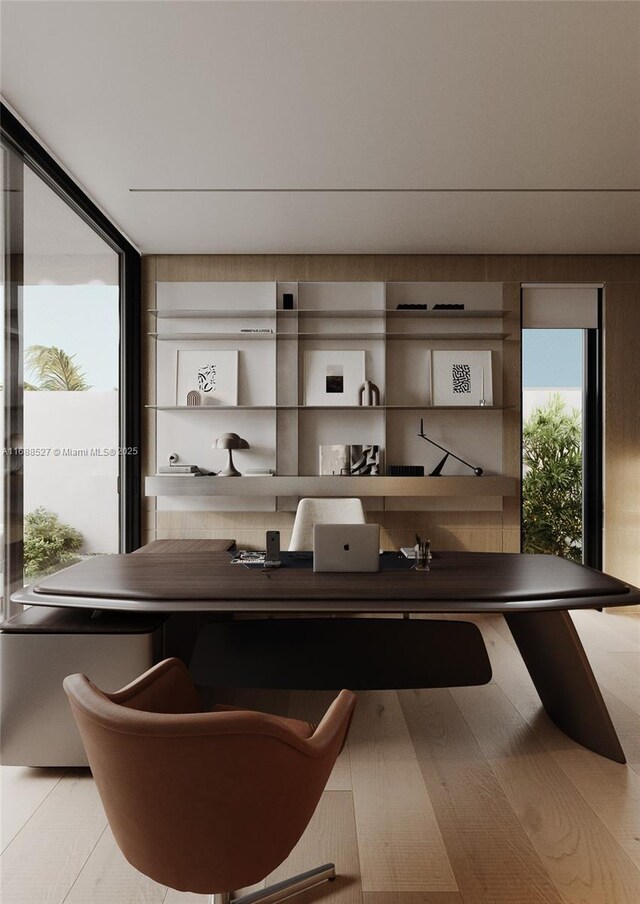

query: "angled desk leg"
xmin=504 ymin=609 xmax=625 ymax=764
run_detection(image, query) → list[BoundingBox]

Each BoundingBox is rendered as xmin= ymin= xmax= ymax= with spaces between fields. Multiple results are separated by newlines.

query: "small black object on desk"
xmin=265 ymin=530 xmax=281 ymax=568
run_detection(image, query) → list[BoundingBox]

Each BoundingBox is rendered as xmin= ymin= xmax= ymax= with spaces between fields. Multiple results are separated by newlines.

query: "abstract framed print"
xmin=175 ymin=349 xmax=239 ymax=406
xmin=304 ymin=350 xmax=365 ymax=406
xmin=431 ymin=349 xmax=493 ymax=406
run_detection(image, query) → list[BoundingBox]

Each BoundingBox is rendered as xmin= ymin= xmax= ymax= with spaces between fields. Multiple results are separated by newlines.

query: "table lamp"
xmin=214 ymin=432 xmax=249 ymax=477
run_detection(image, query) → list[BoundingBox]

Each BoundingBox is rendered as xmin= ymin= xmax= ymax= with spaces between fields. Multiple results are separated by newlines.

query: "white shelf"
xmin=150 ymin=405 xmax=282 ymax=411
xmin=373 ymin=332 xmax=507 ymax=341
xmin=151 ymin=331 xmax=508 ymax=341
xmin=386 ymin=308 xmax=507 ymax=318
xmin=297 ymin=332 xmax=508 ymax=341
xmin=293 ymin=309 xmax=384 ymax=318
xmin=150 ymin=309 xmax=277 ymax=319
xmin=148 ymin=404 xmax=507 ymax=411
xmin=146 ymin=475 xmax=517 ymax=498
xmin=151 ymin=332 xmax=277 ymax=340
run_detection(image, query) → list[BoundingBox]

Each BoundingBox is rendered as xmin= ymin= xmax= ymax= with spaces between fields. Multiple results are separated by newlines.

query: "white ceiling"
xmin=2 ymin=0 xmax=640 ymax=254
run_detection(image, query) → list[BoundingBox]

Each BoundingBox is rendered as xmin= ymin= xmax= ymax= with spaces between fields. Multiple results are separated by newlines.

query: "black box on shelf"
xmin=282 ymin=293 xmax=295 ymax=310
xmin=386 ymin=465 xmax=425 ymax=477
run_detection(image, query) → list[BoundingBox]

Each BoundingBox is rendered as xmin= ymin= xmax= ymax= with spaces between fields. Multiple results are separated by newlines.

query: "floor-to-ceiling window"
xmin=1 ymin=104 xmax=141 ymax=619
xmin=0 ymin=144 xmax=6 ymax=601
xmin=21 ymin=167 xmax=120 ymax=583
xmin=521 ymin=287 xmax=602 ymax=567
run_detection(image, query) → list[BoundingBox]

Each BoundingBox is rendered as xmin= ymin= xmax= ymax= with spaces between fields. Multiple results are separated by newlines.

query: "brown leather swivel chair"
xmin=64 ymin=658 xmax=356 ymax=904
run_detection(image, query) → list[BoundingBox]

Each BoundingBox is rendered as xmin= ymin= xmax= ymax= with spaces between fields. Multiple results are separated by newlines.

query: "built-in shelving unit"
xmin=148 ymin=280 xmax=514 ymax=511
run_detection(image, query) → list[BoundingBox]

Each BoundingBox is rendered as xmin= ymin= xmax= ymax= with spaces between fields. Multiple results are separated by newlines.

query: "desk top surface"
xmin=12 ymin=551 xmax=640 ymax=614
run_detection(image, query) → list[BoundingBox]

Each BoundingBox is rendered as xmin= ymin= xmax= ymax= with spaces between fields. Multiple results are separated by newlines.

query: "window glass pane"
xmin=0 ymin=147 xmax=5 ymax=595
xmin=22 ymin=167 xmax=119 ymax=582
xmin=522 ymin=329 xmax=584 ymax=562
xmin=1 ymin=140 xmax=23 ymax=611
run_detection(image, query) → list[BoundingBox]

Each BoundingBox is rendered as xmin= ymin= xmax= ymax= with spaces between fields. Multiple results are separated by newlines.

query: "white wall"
xmin=523 ymin=389 xmax=582 ymax=422
xmin=22 ymin=392 xmax=119 ymax=553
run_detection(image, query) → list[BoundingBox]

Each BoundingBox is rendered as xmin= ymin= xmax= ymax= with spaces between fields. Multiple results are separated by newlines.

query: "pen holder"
xmin=414 ymin=544 xmax=432 ymax=571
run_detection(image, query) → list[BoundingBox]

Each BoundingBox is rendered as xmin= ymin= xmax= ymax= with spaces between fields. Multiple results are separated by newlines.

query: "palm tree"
xmin=24 ymin=345 xmax=91 ymax=391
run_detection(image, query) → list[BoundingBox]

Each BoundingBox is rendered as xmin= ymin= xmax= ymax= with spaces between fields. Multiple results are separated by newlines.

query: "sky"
xmin=522 ymin=329 xmax=582 ymax=389
xmin=22 ymin=286 xmax=119 ymax=390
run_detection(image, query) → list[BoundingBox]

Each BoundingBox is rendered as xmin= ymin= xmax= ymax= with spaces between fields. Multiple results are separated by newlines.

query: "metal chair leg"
xmin=228 ymin=863 xmax=336 ymax=904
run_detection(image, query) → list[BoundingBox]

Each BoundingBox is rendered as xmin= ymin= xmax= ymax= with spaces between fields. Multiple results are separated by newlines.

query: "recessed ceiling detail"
xmin=128 ymin=188 xmax=640 ymax=193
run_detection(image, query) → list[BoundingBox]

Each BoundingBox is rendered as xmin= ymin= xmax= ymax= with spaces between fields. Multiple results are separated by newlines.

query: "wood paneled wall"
xmin=603 ymin=283 xmax=640 ymax=587
xmin=142 ymin=254 xmax=640 ymax=582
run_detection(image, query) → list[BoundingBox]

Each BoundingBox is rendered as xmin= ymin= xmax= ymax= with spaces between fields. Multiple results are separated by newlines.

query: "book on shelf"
xmin=243 ymin=468 xmax=275 ymax=476
xmin=157 ymin=465 xmax=213 ymax=476
xmin=159 ymin=464 xmax=200 ymax=474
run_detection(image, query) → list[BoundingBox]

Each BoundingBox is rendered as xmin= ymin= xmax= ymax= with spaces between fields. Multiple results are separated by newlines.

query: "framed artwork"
xmin=175 ymin=349 xmax=239 ymax=406
xmin=431 ymin=350 xmax=493 ymax=406
xmin=304 ymin=350 xmax=365 ymax=406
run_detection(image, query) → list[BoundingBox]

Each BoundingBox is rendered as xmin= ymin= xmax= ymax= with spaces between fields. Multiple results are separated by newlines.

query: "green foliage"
xmin=522 ymin=393 xmax=582 ymax=562
xmin=24 ymin=508 xmax=83 ymax=580
xmin=24 ymin=345 xmax=90 ymax=391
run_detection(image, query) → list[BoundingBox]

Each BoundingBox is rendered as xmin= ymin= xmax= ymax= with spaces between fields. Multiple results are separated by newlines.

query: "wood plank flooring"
xmin=1 ymin=610 xmax=639 ymax=904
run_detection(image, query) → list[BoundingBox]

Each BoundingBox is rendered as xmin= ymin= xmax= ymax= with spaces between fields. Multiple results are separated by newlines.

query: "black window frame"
xmin=582 ymin=291 xmax=603 ymax=569
xmin=1 ymin=103 xmax=141 ymax=581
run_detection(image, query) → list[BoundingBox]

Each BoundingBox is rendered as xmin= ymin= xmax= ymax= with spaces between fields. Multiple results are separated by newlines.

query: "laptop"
xmin=313 ymin=523 xmax=380 ymax=573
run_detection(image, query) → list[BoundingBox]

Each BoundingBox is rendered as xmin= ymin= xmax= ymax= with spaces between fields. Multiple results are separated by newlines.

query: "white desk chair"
xmin=289 ymin=497 xmax=365 ymax=551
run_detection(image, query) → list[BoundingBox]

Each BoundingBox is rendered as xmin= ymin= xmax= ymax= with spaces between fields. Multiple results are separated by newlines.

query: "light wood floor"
xmin=2 ymin=610 xmax=640 ymax=904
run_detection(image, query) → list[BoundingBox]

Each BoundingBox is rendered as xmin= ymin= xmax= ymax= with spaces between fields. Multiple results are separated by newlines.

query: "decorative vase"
xmin=358 ymin=380 xmax=380 ymax=406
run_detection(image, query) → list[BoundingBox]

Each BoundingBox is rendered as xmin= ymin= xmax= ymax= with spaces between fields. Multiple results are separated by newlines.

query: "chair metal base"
xmin=212 ymin=863 xmax=336 ymax=904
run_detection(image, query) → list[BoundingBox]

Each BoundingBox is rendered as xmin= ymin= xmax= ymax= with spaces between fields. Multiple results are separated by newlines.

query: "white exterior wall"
xmin=22 ymin=392 xmax=119 ymax=553
xmin=523 ymin=388 xmax=582 ymax=422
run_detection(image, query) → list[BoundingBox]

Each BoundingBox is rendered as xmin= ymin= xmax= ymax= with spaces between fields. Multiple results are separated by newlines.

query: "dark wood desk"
xmin=132 ymin=539 xmax=236 ymax=556
xmin=13 ymin=551 xmax=640 ymax=763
